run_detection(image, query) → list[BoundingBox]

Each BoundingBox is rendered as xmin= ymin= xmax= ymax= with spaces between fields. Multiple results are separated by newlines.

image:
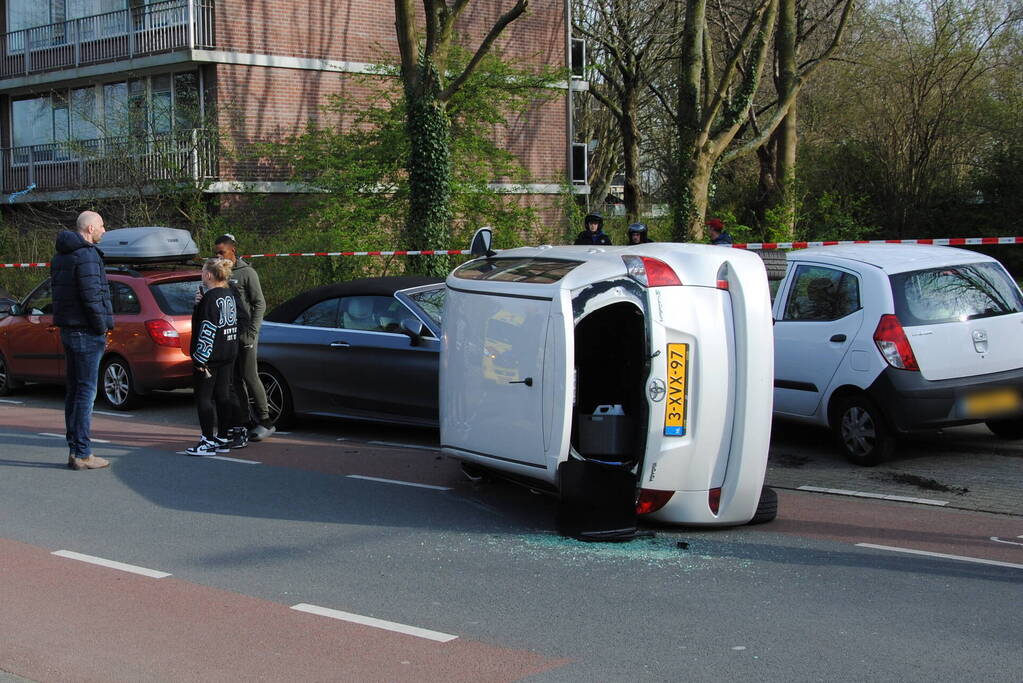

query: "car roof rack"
xmin=101 ymin=226 xmax=199 ymax=265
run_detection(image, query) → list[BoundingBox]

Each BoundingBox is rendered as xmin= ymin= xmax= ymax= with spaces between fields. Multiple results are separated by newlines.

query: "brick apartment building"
xmin=0 ymin=0 xmax=584 ymax=227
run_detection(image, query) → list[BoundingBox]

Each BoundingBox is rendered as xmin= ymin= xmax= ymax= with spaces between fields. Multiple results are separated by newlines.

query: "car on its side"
xmin=0 ymin=266 xmax=201 ymax=408
xmin=256 ymin=276 xmax=445 ymax=428
xmin=771 ymin=244 xmax=1023 ymax=465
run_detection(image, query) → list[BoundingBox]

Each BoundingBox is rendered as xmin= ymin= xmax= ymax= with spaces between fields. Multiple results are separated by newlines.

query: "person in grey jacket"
xmin=213 ymin=234 xmax=274 ymax=441
xmin=51 ymin=211 xmax=113 ymax=470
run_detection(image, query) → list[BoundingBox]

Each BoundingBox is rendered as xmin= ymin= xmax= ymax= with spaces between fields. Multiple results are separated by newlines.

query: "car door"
xmin=773 ymin=263 xmax=864 ymax=416
xmin=6 ymin=279 xmax=63 ymax=380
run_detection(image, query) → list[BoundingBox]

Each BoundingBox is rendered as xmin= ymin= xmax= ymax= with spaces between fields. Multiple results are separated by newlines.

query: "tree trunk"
xmin=621 ymin=96 xmax=643 ymax=223
xmin=403 ymin=63 xmax=452 ymax=277
xmin=771 ymin=0 xmax=798 ymax=239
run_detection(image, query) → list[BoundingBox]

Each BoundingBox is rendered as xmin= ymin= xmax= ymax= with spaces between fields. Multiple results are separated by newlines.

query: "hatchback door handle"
xmin=829 ymin=334 xmax=847 ymax=343
xmin=329 ymin=341 xmax=350 ymax=348
xmin=509 ymin=377 xmax=533 ymax=387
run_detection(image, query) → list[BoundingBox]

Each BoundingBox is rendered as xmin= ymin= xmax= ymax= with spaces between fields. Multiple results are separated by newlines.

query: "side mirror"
xmin=401 ymin=317 xmax=424 ymax=345
xmin=469 ymin=227 xmax=495 ymax=257
xmin=8 ymin=303 xmax=23 ymax=316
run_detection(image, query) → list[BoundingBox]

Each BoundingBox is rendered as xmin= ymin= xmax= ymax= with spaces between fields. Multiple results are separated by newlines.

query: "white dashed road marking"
xmin=52 ymin=550 xmax=171 ymax=578
xmin=990 ymin=535 xmax=1023 ymax=547
xmin=291 ymin=603 xmax=458 ymax=642
xmin=798 ymin=485 xmax=948 ymax=506
xmin=93 ymin=410 xmax=134 ymax=418
xmin=207 ymin=455 xmax=261 ymax=464
xmin=855 ymin=543 xmax=1023 ymax=570
xmin=0 ymin=399 xmax=24 ymax=404
xmin=39 ymin=432 xmax=110 ymax=444
xmin=346 ymin=474 xmax=450 ymax=491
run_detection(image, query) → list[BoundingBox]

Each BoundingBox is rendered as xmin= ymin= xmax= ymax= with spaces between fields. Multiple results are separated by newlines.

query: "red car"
xmin=0 ymin=266 xmax=201 ymax=409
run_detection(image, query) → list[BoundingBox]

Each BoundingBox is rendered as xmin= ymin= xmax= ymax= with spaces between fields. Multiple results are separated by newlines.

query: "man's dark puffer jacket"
xmin=51 ymin=230 xmax=114 ymax=335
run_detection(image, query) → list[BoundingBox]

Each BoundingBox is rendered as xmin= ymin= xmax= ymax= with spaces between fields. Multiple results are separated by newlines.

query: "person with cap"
xmin=575 ymin=212 xmax=612 ymax=246
xmin=212 ymin=234 xmax=274 ymax=442
xmin=626 ymin=222 xmax=653 ymax=244
xmin=706 ymin=218 xmax=734 ymax=246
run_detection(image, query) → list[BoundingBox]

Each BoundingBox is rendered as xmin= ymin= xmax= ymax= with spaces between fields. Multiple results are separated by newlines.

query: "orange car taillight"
xmin=145 ymin=319 xmax=181 ymax=348
xmin=873 ymin=314 xmax=918 ymax=371
xmin=622 ymin=255 xmax=682 ymax=287
xmin=636 ymin=488 xmax=674 ymax=515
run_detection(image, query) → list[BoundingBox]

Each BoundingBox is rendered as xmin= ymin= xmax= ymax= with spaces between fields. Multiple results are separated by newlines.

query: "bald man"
xmin=51 ymin=211 xmax=114 ymax=470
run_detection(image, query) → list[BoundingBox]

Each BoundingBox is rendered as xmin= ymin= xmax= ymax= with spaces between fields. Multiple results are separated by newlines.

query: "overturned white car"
xmin=440 ymin=237 xmax=776 ymax=531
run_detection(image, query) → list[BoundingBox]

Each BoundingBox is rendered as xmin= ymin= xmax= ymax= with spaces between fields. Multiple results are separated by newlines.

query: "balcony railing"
xmin=1 ymin=0 xmax=215 ymax=80
xmin=1 ymin=129 xmax=217 ymax=194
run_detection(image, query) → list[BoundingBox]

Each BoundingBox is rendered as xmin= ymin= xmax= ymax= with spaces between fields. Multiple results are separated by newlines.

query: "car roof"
xmin=267 ymin=275 xmax=443 ymax=323
xmin=788 ymin=244 xmax=995 ymax=274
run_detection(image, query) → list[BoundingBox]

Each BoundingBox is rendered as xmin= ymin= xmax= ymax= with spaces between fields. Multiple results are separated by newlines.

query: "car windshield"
xmin=891 ymin=262 xmax=1023 ymax=326
xmin=150 ymin=278 xmax=201 ymax=316
xmin=453 ymin=258 xmax=581 ymax=284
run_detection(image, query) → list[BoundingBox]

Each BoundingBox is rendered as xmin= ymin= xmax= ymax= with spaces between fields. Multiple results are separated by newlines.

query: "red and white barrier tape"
xmin=4 ymin=238 xmax=1023 ymax=268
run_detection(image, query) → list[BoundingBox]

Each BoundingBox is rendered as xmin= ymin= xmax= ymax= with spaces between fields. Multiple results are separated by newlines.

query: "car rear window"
xmin=150 ymin=278 xmax=201 ymax=316
xmin=891 ymin=262 xmax=1023 ymax=326
xmin=453 ymin=258 xmax=581 ymax=284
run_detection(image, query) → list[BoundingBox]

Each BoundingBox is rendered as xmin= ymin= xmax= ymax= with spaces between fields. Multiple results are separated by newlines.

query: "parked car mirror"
xmin=8 ymin=303 xmax=23 ymax=316
xmin=469 ymin=227 xmax=495 ymax=257
xmin=401 ymin=317 xmax=424 ymax=345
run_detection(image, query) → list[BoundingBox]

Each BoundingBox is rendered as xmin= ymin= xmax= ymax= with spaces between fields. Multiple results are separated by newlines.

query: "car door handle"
xmin=329 ymin=341 xmax=351 ymax=348
xmin=829 ymin=334 xmax=847 ymax=342
xmin=509 ymin=377 xmax=533 ymax=387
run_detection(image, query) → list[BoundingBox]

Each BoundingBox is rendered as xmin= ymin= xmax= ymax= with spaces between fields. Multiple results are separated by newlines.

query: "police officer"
xmin=575 ymin=212 xmax=612 ymax=246
xmin=626 ymin=222 xmax=653 ymax=244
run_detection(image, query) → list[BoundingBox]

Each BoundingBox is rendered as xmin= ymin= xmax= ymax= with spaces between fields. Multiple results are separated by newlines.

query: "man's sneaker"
xmin=185 ymin=437 xmax=218 ymax=457
xmin=227 ymin=427 xmax=249 ymax=450
xmin=213 ymin=435 xmax=232 ymax=453
xmin=249 ymin=424 xmax=276 ymax=441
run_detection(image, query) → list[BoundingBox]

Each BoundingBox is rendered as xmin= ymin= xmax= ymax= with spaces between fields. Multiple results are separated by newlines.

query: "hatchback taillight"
xmin=145 ymin=319 xmax=181 ymax=348
xmin=636 ymin=489 xmax=674 ymax=515
xmin=622 ymin=255 xmax=682 ymax=287
xmin=708 ymin=487 xmax=722 ymax=515
xmin=873 ymin=314 xmax=918 ymax=371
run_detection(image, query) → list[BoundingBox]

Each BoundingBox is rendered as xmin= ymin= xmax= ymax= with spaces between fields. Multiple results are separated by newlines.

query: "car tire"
xmin=100 ymin=356 xmax=142 ymax=410
xmin=748 ymin=486 xmax=778 ymax=525
xmin=833 ymin=395 xmax=894 ymax=466
xmin=985 ymin=417 xmax=1023 ymax=440
xmin=754 ymin=248 xmax=788 ymax=281
xmin=258 ymin=365 xmax=295 ymax=429
xmin=0 ymin=350 xmax=23 ymax=395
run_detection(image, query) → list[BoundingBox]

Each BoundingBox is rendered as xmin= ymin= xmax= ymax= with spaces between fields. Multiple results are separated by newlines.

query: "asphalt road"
xmin=1 ymin=387 xmax=1021 ymax=682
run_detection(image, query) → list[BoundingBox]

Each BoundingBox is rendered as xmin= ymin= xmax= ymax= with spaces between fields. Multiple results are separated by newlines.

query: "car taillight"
xmin=716 ymin=263 xmax=729 ymax=290
xmin=708 ymin=487 xmax=722 ymax=515
xmin=145 ymin=319 xmax=181 ymax=348
xmin=873 ymin=314 xmax=918 ymax=371
xmin=636 ymin=488 xmax=674 ymax=515
xmin=622 ymin=255 xmax=682 ymax=287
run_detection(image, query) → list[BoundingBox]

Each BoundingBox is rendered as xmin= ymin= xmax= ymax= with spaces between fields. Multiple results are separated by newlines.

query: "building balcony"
xmin=1 ymin=128 xmax=217 ymax=195
xmin=1 ymin=0 xmax=214 ymax=83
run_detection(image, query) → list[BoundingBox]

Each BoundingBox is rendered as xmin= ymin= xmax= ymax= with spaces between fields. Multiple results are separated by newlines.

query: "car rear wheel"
xmin=985 ymin=417 xmax=1023 ymax=440
xmin=833 ymin=395 xmax=893 ymax=466
xmin=101 ymin=356 xmax=141 ymax=410
xmin=0 ymin=350 xmax=23 ymax=395
xmin=258 ymin=365 xmax=294 ymax=428
xmin=748 ymin=486 xmax=778 ymax=524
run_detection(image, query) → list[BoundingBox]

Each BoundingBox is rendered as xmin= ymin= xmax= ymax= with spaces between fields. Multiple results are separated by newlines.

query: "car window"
xmin=891 ymin=262 xmax=1023 ymax=326
xmin=783 ymin=265 xmax=860 ymax=321
xmin=293 ymin=298 xmax=340 ymax=327
xmin=339 ymin=295 xmax=405 ymax=333
xmin=149 ymin=278 xmax=201 ymax=316
xmin=406 ymin=287 xmax=446 ymax=329
xmin=109 ymin=282 xmax=141 ymax=315
xmin=24 ymin=280 xmax=53 ymax=315
xmin=453 ymin=258 xmax=581 ymax=283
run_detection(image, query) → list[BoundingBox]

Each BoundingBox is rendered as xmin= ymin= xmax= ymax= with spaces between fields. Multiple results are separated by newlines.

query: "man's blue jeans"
xmin=61 ymin=328 xmax=106 ymax=459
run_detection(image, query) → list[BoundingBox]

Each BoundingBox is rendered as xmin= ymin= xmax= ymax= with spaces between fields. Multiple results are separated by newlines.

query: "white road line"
xmin=855 ymin=543 xmax=1023 ymax=570
xmin=52 ymin=550 xmax=171 ymax=578
xmin=798 ymin=485 xmax=948 ymax=506
xmin=39 ymin=432 xmax=110 ymax=444
xmin=990 ymin=536 xmax=1023 ymax=547
xmin=276 ymin=431 xmax=291 ymax=435
xmin=346 ymin=474 xmax=450 ymax=491
xmin=0 ymin=432 xmax=51 ymax=440
xmin=367 ymin=440 xmax=441 ymax=452
xmin=291 ymin=603 xmax=457 ymax=642
xmin=93 ymin=410 xmax=134 ymax=418
xmin=207 ymin=455 xmax=261 ymax=465
xmin=0 ymin=398 xmax=24 ymax=404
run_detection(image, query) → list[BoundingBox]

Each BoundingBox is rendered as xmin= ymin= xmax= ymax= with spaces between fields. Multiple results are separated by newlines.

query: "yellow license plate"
xmin=664 ymin=343 xmax=688 ymax=436
xmin=963 ymin=389 xmax=1021 ymax=417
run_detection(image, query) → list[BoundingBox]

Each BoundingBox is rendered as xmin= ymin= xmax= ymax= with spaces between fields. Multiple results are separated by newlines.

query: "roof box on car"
xmin=101 ymin=226 xmax=198 ymax=264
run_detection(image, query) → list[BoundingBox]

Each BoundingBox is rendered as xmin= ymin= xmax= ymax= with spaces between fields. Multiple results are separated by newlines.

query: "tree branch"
xmin=440 ymin=0 xmax=530 ymax=101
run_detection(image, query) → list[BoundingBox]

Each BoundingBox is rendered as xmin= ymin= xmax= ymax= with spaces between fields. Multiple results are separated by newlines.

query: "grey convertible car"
xmin=257 ymin=276 xmax=445 ymax=428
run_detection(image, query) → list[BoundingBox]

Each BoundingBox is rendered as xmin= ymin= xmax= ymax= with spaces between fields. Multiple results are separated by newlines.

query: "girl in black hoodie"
xmin=185 ymin=258 xmax=240 ymax=456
